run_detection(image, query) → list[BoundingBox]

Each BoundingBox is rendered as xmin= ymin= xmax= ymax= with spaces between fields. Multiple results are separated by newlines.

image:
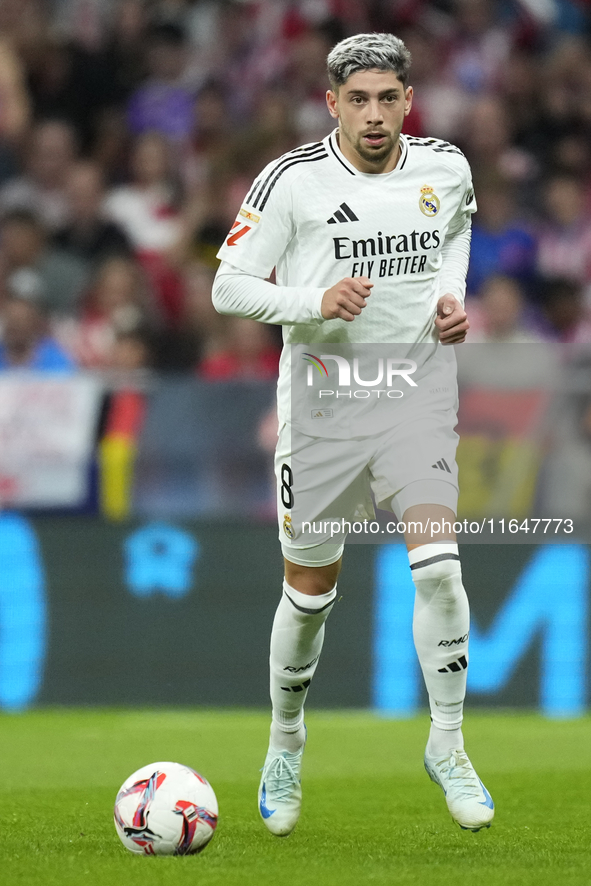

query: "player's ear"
xmin=404 ymin=86 xmax=413 ymax=117
xmin=326 ymin=90 xmax=339 ymax=119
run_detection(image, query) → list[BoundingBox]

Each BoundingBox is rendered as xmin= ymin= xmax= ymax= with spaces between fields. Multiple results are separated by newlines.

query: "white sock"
xmin=269 ymin=580 xmax=336 ymax=753
xmin=409 ymin=543 xmax=469 ymax=757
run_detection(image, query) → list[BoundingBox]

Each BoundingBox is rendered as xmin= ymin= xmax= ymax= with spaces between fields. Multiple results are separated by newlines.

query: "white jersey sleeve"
xmin=212 ymin=261 xmax=326 ymax=325
xmin=216 ymin=156 xmax=297 ymax=277
xmin=214 ymin=141 xmax=332 ymax=323
xmin=438 ymin=216 xmax=472 ymax=305
xmin=438 ymin=157 xmax=476 ymax=305
xmin=449 ymin=156 xmax=477 ymax=234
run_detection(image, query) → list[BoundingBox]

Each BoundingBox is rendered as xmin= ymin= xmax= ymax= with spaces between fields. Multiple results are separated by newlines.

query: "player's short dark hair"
xmin=327 ymin=33 xmax=412 ymax=90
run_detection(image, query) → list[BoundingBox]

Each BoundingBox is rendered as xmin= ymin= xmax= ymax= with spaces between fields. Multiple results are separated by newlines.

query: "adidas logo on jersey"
xmin=432 ymin=458 xmax=452 ymax=473
xmin=327 ymin=202 xmax=359 ymax=224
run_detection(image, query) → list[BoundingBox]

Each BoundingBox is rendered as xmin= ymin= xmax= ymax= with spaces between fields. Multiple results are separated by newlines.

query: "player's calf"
xmin=261 ymin=579 xmax=336 ymax=834
xmin=409 ymin=542 xmax=469 ymax=755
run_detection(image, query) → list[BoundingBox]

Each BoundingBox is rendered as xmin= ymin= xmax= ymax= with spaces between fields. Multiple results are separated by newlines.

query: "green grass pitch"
xmin=1 ymin=710 xmax=590 ymax=886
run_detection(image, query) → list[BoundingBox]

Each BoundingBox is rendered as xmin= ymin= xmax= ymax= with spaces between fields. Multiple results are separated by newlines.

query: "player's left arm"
xmin=435 ymin=166 xmax=476 ymax=345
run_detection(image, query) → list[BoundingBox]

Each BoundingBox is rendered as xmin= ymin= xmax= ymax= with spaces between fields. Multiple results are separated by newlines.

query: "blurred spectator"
xmin=288 ymin=27 xmax=336 ymax=143
xmin=83 ymin=2 xmax=152 ymax=175
xmin=0 ymin=267 xmax=76 ymax=370
xmin=182 ymin=83 xmax=233 ymax=193
xmin=0 ymin=35 xmax=30 ymax=145
xmin=211 ymin=0 xmax=280 ymax=124
xmin=104 ymin=132 xmax=184 ymax=322
xmin=467 ymin=275 xmax=545 ymax=343
xmin=460 ymin=95 xmax=536 ymax=185
xmin=400 ymin=26 xmax=452 ymax=139
xmin=514 ymin=38 xmax=591 ymax=176
xmin=445 ymin=0 xmax=512 ymax=96
xmin=467 ymin=175 xmax=537 ymax=295
xmin=550 ymin=127 xmax=591 ymax=190
xmin=176 ymin=0 xmax=224 ymax=86
xmin=109 ymin=327 xmax=153 ymax=372
xmin=51 ymin=0 xmax=117 ymax=53
xmin=56 ymin=255 xmax=155 ymax=369
xmin=0 ymin=209 xmax=87 ymax=316
xmin=541 ymin=277 xmax=591 ymax=343
xmin=99 ymin=0 xmax=150 ymax=98
xmin=25 ymin=37 xmax=124 ymax=150
xmin=536 ymin=172 xmax=591 ymax=291
xmin=199 ymin=317 xmax=280 ymax=381
xmin=104 ymin=131 xmax=182 ymax=255
xmin=0 ymin=119 xmax=78 ymax=231
xmin=499 ymin=47 xmax=543 ymax=157
xmin=172 ymin=84 xmax=233 ymax=260
xmin=0 ymin=36 xmax=30 ymax=188
xmin=155 ymin=260 xmax=224 ymax=370
xmin=242 ymin=85 xmax=298 ymax=164
xmin=126 ymin=21 xmax=195 ymax=146
xmin=216 ymin=86 xmax=299 ymax=226
xmin=53 ymin=160 xmax=132 ymax=263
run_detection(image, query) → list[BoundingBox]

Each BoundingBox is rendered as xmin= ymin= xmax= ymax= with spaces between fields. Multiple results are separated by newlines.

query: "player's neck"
xmin=336 ymin=130 xmax=402 ymax=174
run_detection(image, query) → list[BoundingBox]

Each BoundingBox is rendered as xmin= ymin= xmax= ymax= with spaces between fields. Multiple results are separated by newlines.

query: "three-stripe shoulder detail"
xmin=245 ymin=143 xmax=328 ymax=211
xmin=406 ymin=136 xmax=465 ymax=156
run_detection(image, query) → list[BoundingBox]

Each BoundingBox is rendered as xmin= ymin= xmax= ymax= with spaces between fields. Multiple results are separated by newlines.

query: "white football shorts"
xmin=276 ymin=408 xmax=459 ymax=565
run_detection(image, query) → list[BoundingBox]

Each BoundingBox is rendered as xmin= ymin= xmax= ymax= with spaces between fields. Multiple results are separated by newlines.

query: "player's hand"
xmin=435 ymin=294 xmax=469 ymax=344
xmin=321 ymin=276 xmax=373 ymax=322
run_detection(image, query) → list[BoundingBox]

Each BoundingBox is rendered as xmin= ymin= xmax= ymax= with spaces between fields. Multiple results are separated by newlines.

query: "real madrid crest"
xmin=419 ymin=185 xmax=440 ymax=217
xmin=283 ymin=513 xmax=295 ymax=539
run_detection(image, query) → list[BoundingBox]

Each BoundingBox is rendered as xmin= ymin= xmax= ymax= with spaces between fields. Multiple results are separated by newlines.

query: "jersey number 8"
xmin=280 ymin=464 xmax=294 ymax=509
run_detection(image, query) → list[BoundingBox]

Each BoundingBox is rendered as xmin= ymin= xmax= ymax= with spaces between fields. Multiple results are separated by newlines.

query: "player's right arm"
xmin=212 ymin=153 xmax=370 ymax=325
xmin=212 ymin=265 xmax=372 ymax=325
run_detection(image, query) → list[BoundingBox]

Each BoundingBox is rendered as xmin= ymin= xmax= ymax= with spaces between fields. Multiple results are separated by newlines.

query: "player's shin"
xmin=269 ymin=579 xmax=336 ymax=752
xmin=409 ymin=542 xmax=469 ymax=756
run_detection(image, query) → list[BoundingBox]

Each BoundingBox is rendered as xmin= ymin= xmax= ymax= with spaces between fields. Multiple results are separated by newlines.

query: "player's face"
xmin=326 ymin=69 xmax=413 ymax=173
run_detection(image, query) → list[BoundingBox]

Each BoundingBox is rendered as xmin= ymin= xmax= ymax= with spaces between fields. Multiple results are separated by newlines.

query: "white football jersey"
xmin=216 ymin=129 xmax=476 ymax=434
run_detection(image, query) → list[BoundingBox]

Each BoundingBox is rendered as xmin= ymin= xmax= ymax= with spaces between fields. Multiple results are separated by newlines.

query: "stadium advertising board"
xmin=0 ymin=376 xmax=101 ymax=508
xmin=0 ymin=514 xmax=588 ymax=715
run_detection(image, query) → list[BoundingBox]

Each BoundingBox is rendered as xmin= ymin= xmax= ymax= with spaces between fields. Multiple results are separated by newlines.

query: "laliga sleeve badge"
xmin=419 ymin=185 xmax=440 ymax=217
xmin=283 ymin=514 xmax=295 ymax=540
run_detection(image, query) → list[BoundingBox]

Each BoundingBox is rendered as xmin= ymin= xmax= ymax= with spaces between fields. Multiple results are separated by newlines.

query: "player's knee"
xmin=284 ymin=560 xmax=341 ymax=595
xmin=413 ymin=556 xmax=461 ymax=582
xmin=410 ymin=555 xmax=464 ymax=606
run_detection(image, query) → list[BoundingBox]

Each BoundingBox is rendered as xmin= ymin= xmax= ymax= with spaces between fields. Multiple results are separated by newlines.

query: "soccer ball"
xmin=114 ymin=761 xmax=218 ymax=856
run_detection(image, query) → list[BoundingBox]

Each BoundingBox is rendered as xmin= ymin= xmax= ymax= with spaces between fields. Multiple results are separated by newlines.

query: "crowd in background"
xmin=0 ymin=0 xmax=590 ymax=378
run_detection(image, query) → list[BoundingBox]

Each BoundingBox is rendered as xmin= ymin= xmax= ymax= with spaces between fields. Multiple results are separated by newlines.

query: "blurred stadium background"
xmin=0 ymin=0 xmax=590 ymax=719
